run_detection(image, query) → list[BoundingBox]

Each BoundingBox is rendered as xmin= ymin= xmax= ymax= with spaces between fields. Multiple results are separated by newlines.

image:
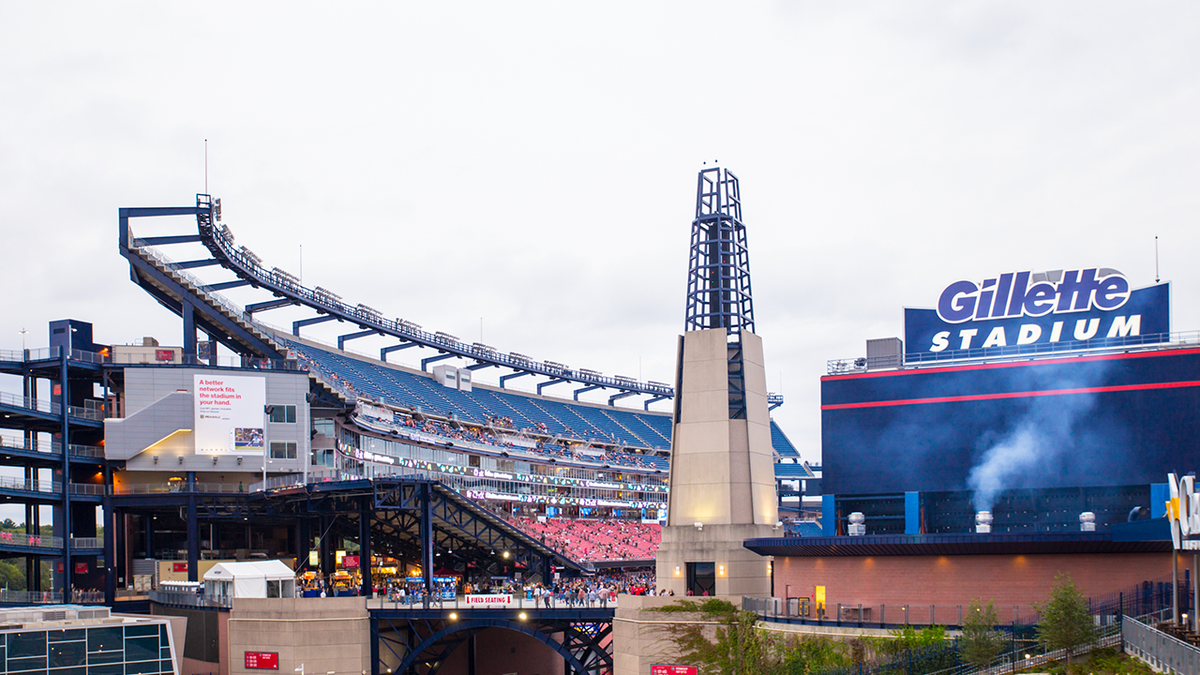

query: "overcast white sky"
xmin=2 ymin=2 xmax=1199 ymax=464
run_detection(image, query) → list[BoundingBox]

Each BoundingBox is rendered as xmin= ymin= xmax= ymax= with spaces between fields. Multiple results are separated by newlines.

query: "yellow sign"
xmin=815 ymin=586 xmax=826 ymax=604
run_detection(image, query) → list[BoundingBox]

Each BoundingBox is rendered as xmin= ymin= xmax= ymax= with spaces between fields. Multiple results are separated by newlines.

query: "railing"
xmin=111 ymin=482 xmax=253 ymax=495
xmin=0 ymin=391 xmax=104 ymax=421
xmin=71 ymin=537 xmax=104 ymax=549
xmin=0 ymin=589 xmax=69 ymax=604
xmin=828 ymin=329 xmax=1200 ymax=375
xmin=0 ymin=436 xmax=105 ymax=458
xmin=1124 ymin=612 xmax=1200 ymax=675
xmin=0 ymin=346 xmax=105 ymax=364
xmin=0 ymin=475 xmax=60 ymax=494
xmin=149 ymin=590 xmax=230 ymax=609
xmin=69 ymin=483 xmax=106 ymax=496
xmin=365 ymin=596 xmax=613 ymax=611
xmin=0 ymin=531 xmax=64 ymax=549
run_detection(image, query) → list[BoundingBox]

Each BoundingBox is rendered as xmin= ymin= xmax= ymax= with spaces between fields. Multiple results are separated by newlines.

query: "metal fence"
xmin=1123 ymin=613 xmax=1200 ymax=675
xmin=148 ymin=590 xmax=231 ymax=609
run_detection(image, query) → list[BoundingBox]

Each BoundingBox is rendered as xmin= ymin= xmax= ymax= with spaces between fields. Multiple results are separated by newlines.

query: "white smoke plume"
xmin=967 ymin=423 xmax=1043 ymax=512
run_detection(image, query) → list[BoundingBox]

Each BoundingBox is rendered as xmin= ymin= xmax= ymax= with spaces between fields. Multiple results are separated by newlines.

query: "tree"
xmin=960 ymin=598 xmax=1007 ymax=669
xmin=1036 ymin=573 xmax=1097 ymax=667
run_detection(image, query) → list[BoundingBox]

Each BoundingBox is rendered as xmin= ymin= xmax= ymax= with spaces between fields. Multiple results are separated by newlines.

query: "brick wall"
xmin=774 ymin=551 xmax=1187 ymax=618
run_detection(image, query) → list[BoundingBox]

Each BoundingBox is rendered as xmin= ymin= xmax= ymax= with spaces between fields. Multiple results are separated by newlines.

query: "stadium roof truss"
xmin=117 ymin=194 xmax=784 ymax=412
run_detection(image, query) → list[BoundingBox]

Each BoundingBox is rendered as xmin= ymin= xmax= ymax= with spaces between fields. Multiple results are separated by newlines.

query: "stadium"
xmin=0 ymin=168 xmax=1195 ymax=675
xmin=0 ymin=169 xmax=816 ymax=675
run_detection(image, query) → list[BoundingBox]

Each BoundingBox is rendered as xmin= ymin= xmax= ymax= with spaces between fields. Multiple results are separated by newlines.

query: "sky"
xmin=2 ymin=2 xmax=1199 ymax=464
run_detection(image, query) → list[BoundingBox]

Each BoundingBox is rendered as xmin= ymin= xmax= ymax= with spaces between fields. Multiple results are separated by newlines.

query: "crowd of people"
xmin=508 ymin=516 xmax=662 ymax=562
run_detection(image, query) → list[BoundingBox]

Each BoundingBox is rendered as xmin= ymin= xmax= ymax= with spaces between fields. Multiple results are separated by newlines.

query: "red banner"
xmin=342 ymin=555 xmax=359 ymax=568
xmin=244 ymin=652 xmax=278 ymax=670
xmin=651 ymin=667 xmax=697 ymax=675
xmin=173 ymin=562 xmax=189 ymax=572
xmin=155 ymin=349 xmax=174 ymax=361
xmin=74 ymin=562 xmax=88 ymax=574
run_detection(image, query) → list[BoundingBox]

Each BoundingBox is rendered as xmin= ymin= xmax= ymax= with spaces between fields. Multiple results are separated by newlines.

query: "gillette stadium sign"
xmin=904 ymin=268 xmax=1169 ymax=358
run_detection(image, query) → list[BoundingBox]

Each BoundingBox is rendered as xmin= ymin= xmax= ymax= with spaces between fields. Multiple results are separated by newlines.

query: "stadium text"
xmin=936 ymin=268 xmax=1130 ymax=324
xmin=929 ymin=314 xmax=1141 ymax=352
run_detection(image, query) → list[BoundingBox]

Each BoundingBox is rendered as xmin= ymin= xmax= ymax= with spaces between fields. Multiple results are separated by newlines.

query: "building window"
xmin=269 ymin=405 xmax=296 ymax=424
xmin=270 ymin=442 xmax=297 ymax=459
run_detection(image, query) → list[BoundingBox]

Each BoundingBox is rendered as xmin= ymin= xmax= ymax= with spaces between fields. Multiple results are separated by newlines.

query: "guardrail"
xmin=365 ymin=596 xmax=611 ymax=611
xmin=111 ymin=482 xmax=252 ymax=495
xmin=829 ymin=330 xmax=1200 ymax=375
xmin=0 ymin=346 xmax=106 ymax=364
xmin=0 ymin=437 xmax=105 ymax=458
xmin=0 ymin=475 xmax=60 ymax=494
xmin=149 ymin=590 xmax=230 ymax=609
xmin=0 ymin=391 xmax=103 ymax=422
xmin=0 ymin=531 xmax=64 ymax=549
xmin=1124 ymin=613 xmax=1200 ymax=675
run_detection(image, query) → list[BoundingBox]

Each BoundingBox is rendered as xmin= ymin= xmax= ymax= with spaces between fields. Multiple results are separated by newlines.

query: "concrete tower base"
xmin=655 ymin=522 xmax=777 ymax=597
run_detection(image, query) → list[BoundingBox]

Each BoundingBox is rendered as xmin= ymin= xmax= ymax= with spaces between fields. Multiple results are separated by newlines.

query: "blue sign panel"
xmin=904 ymin=268 xmax=1169 ymax=361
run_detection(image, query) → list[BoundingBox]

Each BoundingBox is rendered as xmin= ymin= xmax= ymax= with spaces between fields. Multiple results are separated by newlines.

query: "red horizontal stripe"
xmin=821 ymin=379 xmax=1200 ymax=411
xmin=822 ymin=346 xmax=1200 ymax=382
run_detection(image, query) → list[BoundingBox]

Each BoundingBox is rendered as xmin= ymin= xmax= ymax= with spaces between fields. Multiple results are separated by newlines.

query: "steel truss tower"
xmin=683 ymin=167 xmax=756 ymax=419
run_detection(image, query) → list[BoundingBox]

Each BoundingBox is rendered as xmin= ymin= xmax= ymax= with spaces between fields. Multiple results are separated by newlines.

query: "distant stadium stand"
xmin=283 ymin=333 xmax=798 ymax=466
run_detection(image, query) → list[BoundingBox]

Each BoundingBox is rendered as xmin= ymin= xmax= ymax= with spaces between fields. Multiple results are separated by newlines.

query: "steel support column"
xmin=538 ymin=379 xmax=568 ymax=395
xmin=380 ymin=342 xmax=417 ymax=361
xmin=59 ymin=349 xmax=71 ymax=602
xmin=572 ymin=385 xmax=601 ymax=401
xmin=421 ymin=353 xmax=455 ymax=371
xmin=293 ymin=314 xmax=336 ymax=337
xmin=103 ymin=464 xmax=116 ymax=605
xmin=182 ymin=300 xmax=197 ymax=359
xmin=339 ymin=329 xmax=379 ymax=350
xmin=422 ymin=483 xmax=434 ymax=599
xmin=186 ymin=472 xmax=200 ymax=582
xmin=499 ymin=371 xmax=533 ymax=389
xmin=360 ymin=497 xmax=373 ymax=597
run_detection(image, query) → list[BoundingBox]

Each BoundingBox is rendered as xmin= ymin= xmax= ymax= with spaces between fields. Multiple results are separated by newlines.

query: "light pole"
xmin=295 ymin=664 xmax=304 ymax=675
xmin=263 ymin=405 xmax=275 ymax=487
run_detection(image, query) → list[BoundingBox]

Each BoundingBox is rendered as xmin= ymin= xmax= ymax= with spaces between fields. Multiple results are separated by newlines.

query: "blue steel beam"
xmin=466 ymin=362 xmax=496 ymax=371
xmin=293 ymin=314 xmax=336 ymax=336
xmin=338 ymin=329 xmax=379 ymax=350
xmin=175 ymin=258 xmax=221 ymax=270
xmin=203 ymin=279 xmax=252 ymax=292
xmin=538 ymin=379 xmax=568 ymax=395
xmin=608 ymin=391 xmax=637 ymax=406
xmin=644 ymin=395 xmax=670 ymax=411
xmin=573 ymin=385 xmax=602 ymax=401
xmin=246 ymin=298 xmax=296 ymax=314
xmin=421 ymin=352 xmax=455 ymax=371
xmin=136 ymin=234 xmax=204 ymax=246
xmin=380 ymin=342 xmax=417 ymax=361
xmin=499 ymin=371 xmax=533 ymax=389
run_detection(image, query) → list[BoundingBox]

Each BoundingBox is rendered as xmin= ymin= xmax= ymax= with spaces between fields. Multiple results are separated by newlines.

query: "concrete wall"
xmin=613 ymin=594 xmax=728 ymax=675
xmin=108 ymin=367 xmax=311 ymax=478
xmin=226 ymin=598 xmax=369 ymax=675
xmin=774 ymin=551 xmax=1178 ymax=618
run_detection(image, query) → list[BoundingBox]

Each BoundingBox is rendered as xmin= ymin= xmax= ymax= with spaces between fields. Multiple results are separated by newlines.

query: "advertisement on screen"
xmin=194 ymin=374 xmax=266 ymax=455
xmin=905 ymin=268 xmax=1169 ymax=359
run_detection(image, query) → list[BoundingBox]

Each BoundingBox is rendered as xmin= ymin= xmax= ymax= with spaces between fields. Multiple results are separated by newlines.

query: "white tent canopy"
xmin=203 ymin=560 xmax=296 ymax=602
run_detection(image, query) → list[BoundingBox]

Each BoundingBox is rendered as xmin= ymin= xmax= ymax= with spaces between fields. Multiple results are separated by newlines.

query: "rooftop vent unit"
xmin=1080 ymin=512 xmax=1096 ymax=532
xmin=975 ymin=511 xmax=993 ymax=534
xmin=847 ymin=512 xmax=866 ymax=536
